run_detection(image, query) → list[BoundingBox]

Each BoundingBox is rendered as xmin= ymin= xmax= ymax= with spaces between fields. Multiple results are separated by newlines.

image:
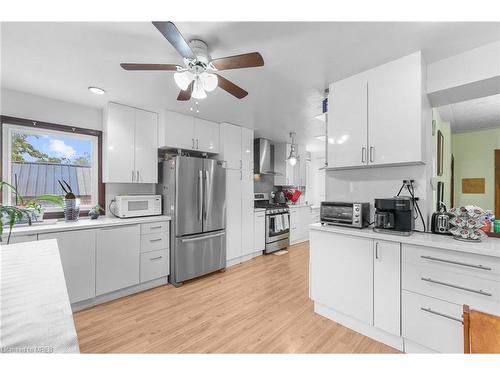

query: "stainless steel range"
xmin=254 ymin=193 xmax=290 ymax=253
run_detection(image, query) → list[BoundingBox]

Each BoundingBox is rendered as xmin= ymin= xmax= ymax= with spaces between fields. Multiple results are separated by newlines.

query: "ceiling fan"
xmin=120 ymin=22 xmax=264 ymax=101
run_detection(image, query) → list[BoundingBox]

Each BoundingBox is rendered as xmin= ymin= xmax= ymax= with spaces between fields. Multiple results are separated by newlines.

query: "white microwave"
xmin=114 ymin=195 xmax=162 ymax=218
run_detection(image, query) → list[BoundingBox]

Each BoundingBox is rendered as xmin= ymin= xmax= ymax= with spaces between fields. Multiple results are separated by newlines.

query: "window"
xmin=1 ymin=118 xmax=102 ymax=217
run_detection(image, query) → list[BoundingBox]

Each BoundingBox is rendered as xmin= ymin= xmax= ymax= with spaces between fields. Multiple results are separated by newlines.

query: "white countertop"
xmin=254 ymin=208 xmax=266 ymax=212
xmin=0 ymin=239 xmax=79 ymax=353
xmin=310 ymin=223 xmax=500 ymax=258
xmin=6 ymin=215 xmax=171 ymax=238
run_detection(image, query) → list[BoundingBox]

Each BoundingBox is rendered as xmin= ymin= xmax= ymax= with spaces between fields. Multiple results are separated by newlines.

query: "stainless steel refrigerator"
xmin=158 ymin=156 xmax=226 ymax=286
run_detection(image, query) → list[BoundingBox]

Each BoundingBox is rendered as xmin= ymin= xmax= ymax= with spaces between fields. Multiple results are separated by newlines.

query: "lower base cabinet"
xmin=310 ymin=230 xmax=374 ymax=325
xmin=39 ymin=229 xmax=97 ymax=304
xmin=140 ymin=248 xmax=169 ymax=283
xmin=96 ymin=224 xmax=140 ymax=296
xmin=402 ymin=290 xmax=463 ymax=353
xmin=254 ymin=211 xmax=265 ymax=252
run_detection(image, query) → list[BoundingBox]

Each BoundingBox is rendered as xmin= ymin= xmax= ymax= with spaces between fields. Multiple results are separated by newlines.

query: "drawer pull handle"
xmin=421 ymin=277 xmax=492 ymax=296
xmin=420 ymin=255 xmax=492 ymax=271
xmin=149 ymin=256 xmax=163 ymax=261
xmin=150 ymin=226 xmax=163 ymax=230
xmin=420 ymin=307 xmax=463 ymax=323
xmin=150 ymin=238 xmax=163 ymax=242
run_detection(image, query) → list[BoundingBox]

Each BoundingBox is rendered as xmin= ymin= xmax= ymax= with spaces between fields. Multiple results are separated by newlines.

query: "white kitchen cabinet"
xmin=368 ymin=52 xmax=424 ymax=165
xmin=241 ymin=127 xmax=254 ymax=171
xmin=327 ymin=51 xmax=425 ymax=169
xmin=254 ymin=210 xmax=266 ymax=252
xmin=134 ymin=108 xmax=159 ymax=183
xmin=160 ymin=110 xmax=220 ymax=153
xmin=96 ymin=224 xmax=140 ymax=295
xmin=162 ymin=110 xmax=195 ymax=150
xmin=289 ymin=206 xmax=311 ymax=245
xmin=39 ymin=230 xmax=97 ymax=304
xmin=194 ymin=118 xmax=220 ymax=153
xmin=310 ymin=230 xmax=374 ymax=325
xmin=218 ymin=122 xmax=254 ymax=170
xmin=373 ymin=240 xmax=401 ymax=336
xmin=226 ymin=169 xmax=242 ymax=261
xmin=104 ymin=102 xmax=158 ymax=183
xmin=241 ymin=169 xmax=255 ymax=257
xmin=328 ymin=72 xmax=368 ymax=169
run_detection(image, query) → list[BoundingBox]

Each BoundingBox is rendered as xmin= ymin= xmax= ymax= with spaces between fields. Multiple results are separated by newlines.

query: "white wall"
xmin=427 ymin=41 xmax=500 ymax=94
xmin=1 ymin=88 xmax=154 ymax=216
xmin=1 ymin=88 xmax=103 ymax=130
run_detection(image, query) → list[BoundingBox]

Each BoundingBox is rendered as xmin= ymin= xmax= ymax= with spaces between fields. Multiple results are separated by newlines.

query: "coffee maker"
xmin=373 ymin=197 xmax=414 ymax=236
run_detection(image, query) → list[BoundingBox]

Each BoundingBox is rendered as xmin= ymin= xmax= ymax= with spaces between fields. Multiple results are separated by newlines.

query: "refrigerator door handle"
xmin=198 ymin=170 xmax=203 ymax=221
xmin=204 ymin=170 xmax=210 ymax=220
xmin=180 ymin=231 xmax=225 ymax=243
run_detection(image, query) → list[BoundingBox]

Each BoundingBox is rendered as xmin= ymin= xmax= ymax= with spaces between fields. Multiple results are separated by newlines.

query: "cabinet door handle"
xmin=137 ymin=170 xmax=140 ymax=182
xmin=150 ymin=225 xmax=163 ymax=230
xmin=149 ymin=256 xmax=163 ymax=261
xmin=150 ymin=238 xmax=163 ymax=242
xmin=421 ymin=277 xmax=492 ymax=296
xmin=196 ymin=139 xmax=199 ymax=149
xmin=369 ymin=147 xmax=375 ymax=163
xmin=192 ymin=138 xmax=195 ymax=149
xmin=375 ymin=242 xmax=379 ymax=259
xmin=361 ymin=147 xmax=366 ymax=163
xmin=420 ymin=255 xmax=492 ymax=271
xmin=132 ymin=170 xmax=135 ymax=181
xmin=420 ymin=307 xmax=463 ymax=323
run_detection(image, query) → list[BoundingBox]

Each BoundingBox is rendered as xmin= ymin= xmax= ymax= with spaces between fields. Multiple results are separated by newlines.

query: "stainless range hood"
xmin=254 ymin=138 xmax=275 ymax=175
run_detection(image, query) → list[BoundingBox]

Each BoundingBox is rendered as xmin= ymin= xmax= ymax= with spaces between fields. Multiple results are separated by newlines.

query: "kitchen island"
xmin=1 ymin=239 xmax=79 ymax=353
xmin=309 ymin=223 xmax=500 ymax=353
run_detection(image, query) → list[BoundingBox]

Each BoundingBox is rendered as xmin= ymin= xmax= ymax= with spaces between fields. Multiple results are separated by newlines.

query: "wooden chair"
xmin=463 ymin=305 xmax=500 ymax=353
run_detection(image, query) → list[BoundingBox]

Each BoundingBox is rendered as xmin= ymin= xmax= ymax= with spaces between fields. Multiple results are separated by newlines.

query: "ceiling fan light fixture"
xmin=191 ymin=77 xmax=207 ymax=100
xmin=199 ymin=72 xmax=218 ymax=92
xmin=174 ymin=70 xmax=194 ymax=91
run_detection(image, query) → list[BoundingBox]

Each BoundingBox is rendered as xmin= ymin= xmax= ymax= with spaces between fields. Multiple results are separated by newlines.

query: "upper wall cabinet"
xmin=104 ymin=102 xmax=158 ymax=183
xmin=327 ymin=51 xmax=427 ymax=169
xmin=218 ymin=122 xmax=254 ymax=171
xmin=160 ymin=110 xmax=220 ymax=154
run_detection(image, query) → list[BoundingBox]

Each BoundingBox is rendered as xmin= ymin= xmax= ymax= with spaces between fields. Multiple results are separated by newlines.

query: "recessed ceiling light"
xmin=88 ymin=86 xmax=106 ymax=95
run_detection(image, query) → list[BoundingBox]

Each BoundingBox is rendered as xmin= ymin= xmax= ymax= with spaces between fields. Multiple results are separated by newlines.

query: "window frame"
xmin=0 ymin=115 xmax=105 ymax=219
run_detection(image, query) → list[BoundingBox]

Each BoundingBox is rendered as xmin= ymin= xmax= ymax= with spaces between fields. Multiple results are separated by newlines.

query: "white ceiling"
xmin=437 ymin=94 xmax=500 ymax=133
xmin=1 ymin=22 xmax=500 ymax=151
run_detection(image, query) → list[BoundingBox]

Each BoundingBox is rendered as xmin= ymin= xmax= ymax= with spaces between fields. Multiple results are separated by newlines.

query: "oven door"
xmin=320 ymin=203 xmax=354 ymax=224
xmin=120 ymin=197 xmax=154 ymax=218
xmin=266 ymin=212 xmax=290 ymax=243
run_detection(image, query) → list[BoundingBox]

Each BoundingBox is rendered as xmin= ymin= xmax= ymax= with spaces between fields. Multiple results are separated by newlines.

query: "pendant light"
xmin=287 ymin=132 xmax=298 ymax=166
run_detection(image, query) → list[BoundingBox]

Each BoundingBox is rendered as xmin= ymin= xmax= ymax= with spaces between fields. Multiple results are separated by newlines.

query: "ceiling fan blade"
xmin=211 ymin=52 xmax=264 ymax=71
xmin=216 ymin=74 xmax=248 ymax=99
xmin=120 ymin=63 xmax=180 ymax=71
xmin=177 ymin=81 xmax=194 ymax=101
xmin=152 ymin=21 xmax=195 ymax=60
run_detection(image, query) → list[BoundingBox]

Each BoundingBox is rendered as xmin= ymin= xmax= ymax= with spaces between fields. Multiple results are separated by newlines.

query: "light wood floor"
xmin=73 ymin=242 xmax=399 ymax=353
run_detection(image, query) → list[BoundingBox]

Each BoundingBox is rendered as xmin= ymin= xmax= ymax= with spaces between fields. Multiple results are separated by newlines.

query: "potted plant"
xmin=1 ymin=181 xmax=63 ymax=244
xmin=88 ymin=204 xmax=104 ymax=220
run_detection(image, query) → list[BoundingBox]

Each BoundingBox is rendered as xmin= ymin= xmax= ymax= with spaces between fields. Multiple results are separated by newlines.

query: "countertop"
xmin=5 ymin=215 xmax=171 ymax=238
xmin=310 ymin=223 xmax=500 ymax=258
xmin=0 ymin=239 xmax=80 ymax=353
xmin=289 ymin=204 xmax=312 ymax=209
xmin=254 ymin=208 xmax=266 ymax=212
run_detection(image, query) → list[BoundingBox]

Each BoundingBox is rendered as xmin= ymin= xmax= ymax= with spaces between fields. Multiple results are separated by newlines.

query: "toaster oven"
xmin=320 ymin=201 xmax=370 ymax=228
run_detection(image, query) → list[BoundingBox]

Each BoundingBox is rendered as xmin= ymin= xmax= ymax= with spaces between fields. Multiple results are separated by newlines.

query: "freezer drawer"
xmin=174 ymin=230 xmax=226 ymax=283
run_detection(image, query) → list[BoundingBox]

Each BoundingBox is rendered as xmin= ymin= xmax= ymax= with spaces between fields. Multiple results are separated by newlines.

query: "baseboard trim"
xmin=71 ymin=276 xmax=168 ymax=312
xmin=314 ymin=302 xmax=404 ymax=352
xmin=227 ymin=250 xmax=263 ymax=267
xmin=404 ymin=339 xmax=437 ymax=354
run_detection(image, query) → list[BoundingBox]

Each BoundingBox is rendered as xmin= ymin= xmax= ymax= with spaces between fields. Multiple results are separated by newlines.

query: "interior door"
xmin=203 ymin=159 xmax=226 ymax=233
xmin=135 ymin=108 xmax=158 ymax=183
xmin=176 ymin=156 xmax=203 ymax=236
xmin=327 ymin=73 xmax=368 ymax=168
